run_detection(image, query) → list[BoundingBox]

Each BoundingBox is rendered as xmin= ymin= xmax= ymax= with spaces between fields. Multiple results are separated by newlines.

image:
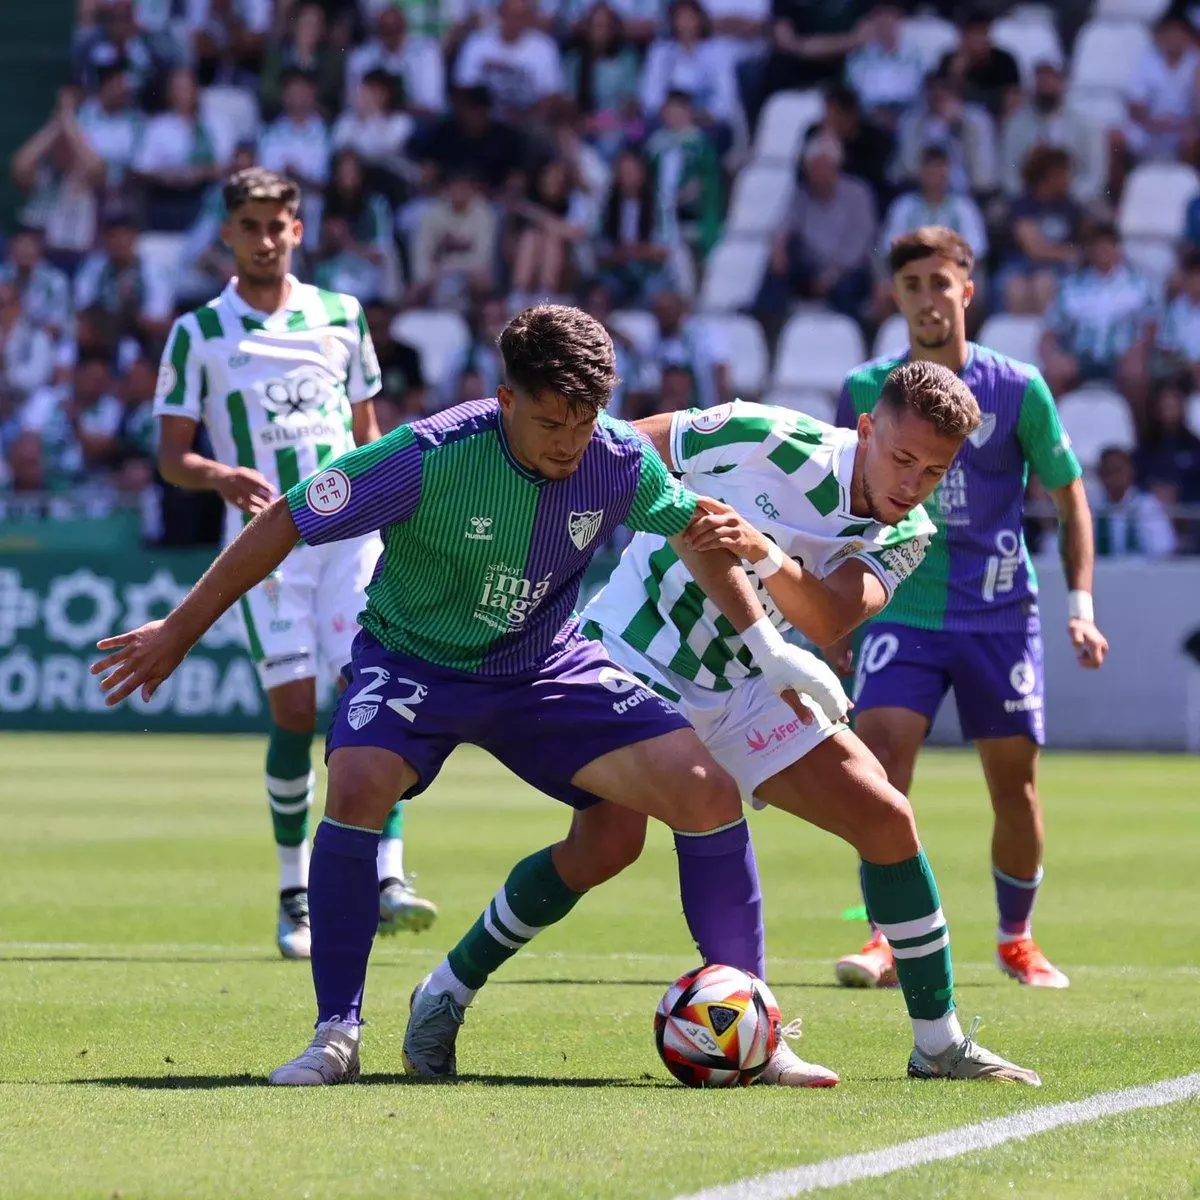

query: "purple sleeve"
xmin=834 ymin=381 xmax=855 ymax=429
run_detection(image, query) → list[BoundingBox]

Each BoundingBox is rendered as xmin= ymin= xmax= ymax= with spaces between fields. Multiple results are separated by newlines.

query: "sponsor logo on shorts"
xmin=263 ymin=576 xmax=281 ymax=610
xmin=306 ymin=468 xmax=351 ymax=515
xmin=745 ymin=717 xmax=804 ymax=753
xmin=596 ymin=666 xmax=658 ymax=713
xmin=568 ymin=510 xmax=604 ymax=551
xmin=1004 ymin=657 xmax=1041 ymax=712
xmin=691 ymin=404 xmax=733 ymax=435
xmin=466 ymin=516 xmax=494 ymax=541
xmin=474 ymin=563 xmax=552 ymax=632
xmin=261 ymin=651 xmax=308 ymax=671
xmin=967 ymin=412 xmax=997 ymax=448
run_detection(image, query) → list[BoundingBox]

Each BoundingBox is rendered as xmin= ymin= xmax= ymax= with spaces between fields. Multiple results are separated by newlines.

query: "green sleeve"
xmin=627 ymin=441 xmax=698 ymax=537
xmin=1016 ymin=372 xmax=1081 ymax=490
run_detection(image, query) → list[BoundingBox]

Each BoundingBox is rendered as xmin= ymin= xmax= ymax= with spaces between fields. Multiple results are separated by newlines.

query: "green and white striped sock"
xmin=265 ymin=725 xmax=314 ymax=892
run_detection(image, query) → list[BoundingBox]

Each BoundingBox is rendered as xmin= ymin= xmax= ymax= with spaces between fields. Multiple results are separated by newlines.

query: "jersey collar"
xmin=223 ymin=273 xmax=305 ymax=326
xmin=830 ymin=429 xmax=859 ymax=520
xmin=493 ymin=402 xmax=546 ymax=485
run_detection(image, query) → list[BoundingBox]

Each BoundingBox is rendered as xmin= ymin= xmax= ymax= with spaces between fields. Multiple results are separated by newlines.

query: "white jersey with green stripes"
xmin=583 ymin=401 xmax=936 ymax=692
xmin=152 ymin=273 xmax=381 ymax=542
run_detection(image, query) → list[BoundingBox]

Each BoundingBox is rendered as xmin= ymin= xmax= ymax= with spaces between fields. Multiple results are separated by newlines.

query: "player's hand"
xmin=91 ymin=620 xmax=189 ymax=706
xmin=823 ymin=634 xmax=855 ymax=678
xmin=760 ymin=642 xmax=852 ymax=726
xmin=1068 ymin=617 xmax=1108 ymax=669
xmin=216 ymin=466 xmax=276 ymax=515
xmin=686 ymin=497 xmax=772 ymax=563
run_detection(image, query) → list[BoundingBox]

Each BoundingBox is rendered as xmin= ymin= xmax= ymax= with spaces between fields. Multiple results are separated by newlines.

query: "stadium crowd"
xmin=1 ymin=0 xmax=1199 ymax=554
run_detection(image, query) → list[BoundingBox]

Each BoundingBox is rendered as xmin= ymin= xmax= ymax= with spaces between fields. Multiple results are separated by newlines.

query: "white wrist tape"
xmin=1067 ymin=590 xmax=1094 ymax=623
xmin=740 ymin=615 xmax=787 ymax=662
xmin=754 ymin=540 xmax=787 ymax=579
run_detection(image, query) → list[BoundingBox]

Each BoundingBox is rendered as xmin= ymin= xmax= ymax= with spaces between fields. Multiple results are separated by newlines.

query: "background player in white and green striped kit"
xmin=151 ymin=167 xmax=435 ymax=957
xmin=406 ymin=362 xmax=1042 ymax=1086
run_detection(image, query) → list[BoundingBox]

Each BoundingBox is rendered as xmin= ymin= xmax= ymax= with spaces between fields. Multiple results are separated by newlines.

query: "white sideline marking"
xmin=675 ymin=1074 xmax=1200 ymax=1200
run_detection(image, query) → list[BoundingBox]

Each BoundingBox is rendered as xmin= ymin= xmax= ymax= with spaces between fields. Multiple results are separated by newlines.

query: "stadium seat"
xmin=695 ymin=314 xmax=769 ymax=396
xmin=1057 ymin=387 xmax=1136 ymax=468
xmin=991 ymin=17 xmax=1064 ymax=85
xmin=762 ymin=389 xmax=837 ymax=425
xmin=698 ymin=239 xmax=770 ymax=312
xmin=200 ymin=85 xmax=262 ymax=164
xmin=608 ymin=309 xmax=658 ymax=357
xmin=1069 ymin=21 xmax=1153 ymax=99
xmin=389 ymin=309 xmax=470 ymax=391
xmin=872 ymin=313 xmax=909 ymax=360
xmin=1118 ymin=163 xmax=1200 ymax=240
xmin=1123 ymin=238 xmax=1178 ymax=299
xmin=772 ymin=313 xmax=865 ymax=394
xmin=753 ymin=90 xmax=824 ymax=164
xmin=725 ymin=163 xmax=794 ymax=238
xmin=138 ymin=232 xmax=185 ymax=280
xmin=977 ymin=314 xmax=1043 ymax=364
xmin=902 ymin=14 xmax=959 ymax=72
xmin=1093 ymin=0 xmax=1170 ymax=20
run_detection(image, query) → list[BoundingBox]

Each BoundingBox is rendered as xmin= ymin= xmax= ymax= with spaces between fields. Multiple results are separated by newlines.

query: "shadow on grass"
xmin=62 ymin=1073 xmax=676 ymax=1090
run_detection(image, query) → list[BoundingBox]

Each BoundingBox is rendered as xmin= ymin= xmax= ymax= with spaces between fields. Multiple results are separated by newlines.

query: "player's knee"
xmin=325 ymin=751 xmax=410 ymax=829
xmin=269 ymin=692 xmax=317 ymax=733
xmin=677 ymin=764 xmax=743 ymax=832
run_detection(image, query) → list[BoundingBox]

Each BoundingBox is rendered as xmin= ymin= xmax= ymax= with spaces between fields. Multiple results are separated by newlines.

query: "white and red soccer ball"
xmin=654 ymin=964 xmax=781 ymax=1087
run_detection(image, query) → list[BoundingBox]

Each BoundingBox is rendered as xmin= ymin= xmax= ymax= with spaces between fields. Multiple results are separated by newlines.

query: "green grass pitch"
xmin=1 ymin=733 xmax=1197 ymax=1199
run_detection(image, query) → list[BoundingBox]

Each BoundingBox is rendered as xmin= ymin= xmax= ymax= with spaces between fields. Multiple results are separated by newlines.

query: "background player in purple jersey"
xmin=91 ymin=304 xmax=850 ymax=1088
xmin=832 ymin=226 xmax=1109 ymax=993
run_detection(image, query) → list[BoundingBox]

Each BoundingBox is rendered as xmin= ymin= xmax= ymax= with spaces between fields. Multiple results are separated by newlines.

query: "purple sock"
xmin=310 ymin=819 xmax=380 ymax=1025
xmin=674 ymin=818 xmax=765 ymax=979
xmin=993 ymin=865 xmax=1043 ymax=941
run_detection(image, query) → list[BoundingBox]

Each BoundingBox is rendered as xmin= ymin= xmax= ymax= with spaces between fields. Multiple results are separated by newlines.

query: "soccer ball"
xmin=654 ymin=964 xmax=781 ymax=1087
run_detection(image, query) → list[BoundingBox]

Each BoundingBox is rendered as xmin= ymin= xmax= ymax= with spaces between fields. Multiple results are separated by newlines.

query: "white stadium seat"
xmin=200 ymin=85 xmax=261 ymax=164
xmin=1069 ymin=21 xmax=1153 ymax=99
xmin=991 ymin=17 xmax=1064 ymax=86
xmin=763 ymin=389 xmax=837 ymax=425
xmin=772 ymin=313 xmax=865 ymax=394
xmin=872 ymin=313 xmax=909 ymax=360
xmin=902 ymin=15 xmax=959 ymax=72
xmin=608 ymin=309 xmax=658 ymax=357
xmin=698 ymin=239 xmax=770 ymax=312
xmin=138 ymin=232 xmax=185 ymax=280
xmin=753 ymin=90 xmax=824 ymax=164
xmin=389 ymin=310 xmax=470 ymax=392
xmin=1123 ymin=238 xmax=1178 ymax=299
xmin=1093 ymin=0 xmax=1170 ymax=20
xmin=1118 ymin=162 xmax=1200 ymax=240
xmin=1057 ymin=387 xmax=1136 ymax=469
xmin=696 ymin=314 xmax=769 ymax=396
xmin=725 ymin=163 xmax=794 ymax=237
xmin=977 ymin=314 xmax=1042 ymax=364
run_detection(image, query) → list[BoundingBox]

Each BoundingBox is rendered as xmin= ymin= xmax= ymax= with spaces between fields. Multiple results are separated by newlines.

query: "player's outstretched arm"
xmin=158 ymin=414 xmax=276 ymax=514
xmin=1050 ymin=478 xmax=1108 ymax=669
xmin=92 ymin=498 xmax=301 ymax=705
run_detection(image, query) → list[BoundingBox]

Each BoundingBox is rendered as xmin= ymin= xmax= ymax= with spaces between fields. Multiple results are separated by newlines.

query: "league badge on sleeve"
xmin=306 ymin=467 xmax=351 ymax=515
xmin=691 ymin=404 xmax=733 ymax=434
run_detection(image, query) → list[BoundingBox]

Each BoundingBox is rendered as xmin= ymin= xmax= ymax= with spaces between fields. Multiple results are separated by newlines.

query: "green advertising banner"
xmin=0 ymin=550 xmax=266 ymax=732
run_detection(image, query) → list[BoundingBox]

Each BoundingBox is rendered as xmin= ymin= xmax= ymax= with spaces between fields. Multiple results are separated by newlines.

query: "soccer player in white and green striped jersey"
xmin=409 ymin=362 xmax=1042 ymax=1086
xmin=152 ymin=167 xmax=435 ymax=958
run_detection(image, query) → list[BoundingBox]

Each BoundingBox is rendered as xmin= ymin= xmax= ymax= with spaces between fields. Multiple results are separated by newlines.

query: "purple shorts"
xmin=327 ymin=631 xmax=692 ymax=808
xmin=852 ymin=613 xmax=1045 ymax=745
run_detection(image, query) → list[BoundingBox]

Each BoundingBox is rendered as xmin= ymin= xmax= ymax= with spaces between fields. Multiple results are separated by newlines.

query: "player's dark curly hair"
xmin=223 ymin=167 xmax=301 ymax=215
xmin=499 ymin=304 xmax=618 ymax=416
xmin=888 ymin=225 xmax=974 ymax=276
xmin=877 ymin=360 xmax=982 ymax=440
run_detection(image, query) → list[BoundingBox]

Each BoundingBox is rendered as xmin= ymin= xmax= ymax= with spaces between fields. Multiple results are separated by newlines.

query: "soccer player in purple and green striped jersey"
xmin=94 ymin=303 xmax=850 ymax=1088
xmin=832 ymin=226 xmax=1109 ymax=993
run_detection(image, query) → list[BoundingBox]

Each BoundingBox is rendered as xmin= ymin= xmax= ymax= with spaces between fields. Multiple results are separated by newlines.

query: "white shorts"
xmin=599 ymin=634 xmax=846 ymax=804
xmin=237 ymin=533 xmax=382 ymax=691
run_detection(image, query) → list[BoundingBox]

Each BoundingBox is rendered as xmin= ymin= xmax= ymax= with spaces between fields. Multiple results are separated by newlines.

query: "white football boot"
xmin=907 ymin=1017 xmax=1041 ymax=1086
xmin=757 ymin=1019 xmax=840 ymax=1088
xmin=276 ymin=889 xmax=311 ymax=960
xmin=378 ymin=878 xmax=439 ymax=935
xmin=268 ymin=1019 xmax=361 ymax=1086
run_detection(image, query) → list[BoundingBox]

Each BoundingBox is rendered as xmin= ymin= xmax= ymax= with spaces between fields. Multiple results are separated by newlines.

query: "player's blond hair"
xmin=878 ymin=360 xmax=982 ymax=440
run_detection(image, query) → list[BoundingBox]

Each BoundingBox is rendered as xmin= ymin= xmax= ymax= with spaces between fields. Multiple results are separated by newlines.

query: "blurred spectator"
xmin=645 ymin=289 xmax=729 ymax=410
xmin=313 ymin=214 xmax=386 ymax=304
xmin=641 ymin=0 xmax=741 ymax=153
xmin=704 ymin=0 xmax=771 ymax=69
xmin=645 ymin=90 xmax=723 ymax=276
xmin=1184 ymin=191 xmax=1200 ymax=253
xmin=895 ymin=73 xmax=998 ymax=197
xmin=260 ymin=2 xmax=343 ymax=118
xmin=188 ymin=0 xmax=272 ymax=87
xmin=1093 ymin=446 xmax=1177 ymax=559
xmin=332 ymin=70 xmax=416 ymax=191
xmin=1040 ymin=224 xmax=1155 ymax=415
xmin=508 ymin=158 xmax=590 ymax=302
xmin=453 ymin=0 xmax=567 ymax=123
xmin=562 ymin=0 xmax=662 ymax=47
xmin=406 ymin=84 xmax=529 ymax=194
xmin=322 ymin=149 xmax=399 ymax=291
xmin=1135 ymin=375 xmax=1200 ymax=532
xmin=757 ymin=134 xmax=876 ymax=323
xmin=72 ymin=0 xmax=159 ymax=100
xmin=410 ymin=168 xmax=498 ymax=307
xmin=77 ymin=61 xmax=143 ymax=190
xmin=345 ymin=4 xmax=446 ymax=118
xmin=132 ymin=66 xmax=222 ymax=231
xmin=999 ymin=145 xmax=1081 ymax=317
xmin=12 ymin=88 xmax=105 ymax=269
xmin=579 ymin=278 xmax=644 ymax=420
xmin=74 ymin=212 xmax=174 ymax=342
xmin=843 ymin=3 xmax=925 ymax=127
xmin=1109 ymin=14 xmax=1200 ymax=198
xmin=936 ymin=6 xmax=1021 ymax=120
xmin=657 ymin=362 xmax=697 ymax=413
xmin=1157 ymin=251 xmax=1200 ymax=388
xmin=756 ymin=0 xmax=869 ymax=116
xmin=0 ymin=282 xmax=56 ymax=401
xmin=821 ymin=84 xmax=895 ymax=208
xmin=363 ymin=299 xmax=428 ymax=427
xmin=444 ymin=294 xmax=508 ymax=406
xmin=0 ymin=229 xmax=73 ymax=338
xmin=259 ymin=69 xmax=330 ymax=226
xmin=565 ymin=3 xmax=645 ymax=159
xmin=17 ymin=350 xmax=124 ymax=491
xmin=597 ymin=149 xmax=671 ymax=307
xmin=1000 ymin=62 xmax=1102 ymax=204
